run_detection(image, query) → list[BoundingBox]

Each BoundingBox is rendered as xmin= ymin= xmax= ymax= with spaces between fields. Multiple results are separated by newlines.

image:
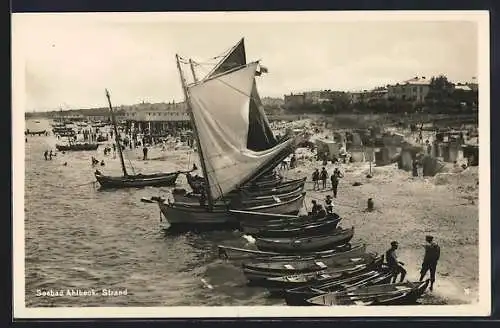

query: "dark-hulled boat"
xmin=216 ymin=243 xmax=361 ymax=261
xmin=239 ymin=212 xmax=339 ymax=230
xmin=248 ymin=257 xmax=383 ymax=289
xmin=240 ymin=177 xmax=307 ymax=197
xmin=94 ymin=90 xmax=180 ymax=190
xmin=95 ymin=171 xmax=179 ymax=189
xmin=244 ymin=216 xmax=342 ymax=238
xmin=306 ymin=280 xmax=430 ymax=306
xmin=254 ymin=226 xmax=355 ymax=253
xmin=159 ymin=191 xmax=305 ymax=230
xmin=284 ymin=268 xmax=394 ymax=305
xmin=251 ymin=243 xmax=365 ymax=263
xmin=55 ymin=143 xmax=99 ymax=151
xmin=243 ymin=252 xmax=378 ymax=278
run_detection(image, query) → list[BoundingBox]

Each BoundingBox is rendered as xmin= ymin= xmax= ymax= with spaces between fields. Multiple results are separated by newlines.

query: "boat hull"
xmin=254 ymin=227 xmax=355 ymax=253
xmin=95 ymin=172 xmax=179 ymax=189
xmin=159 ymin=202 xmax=240 ymax=231
xmin=246 ymin=217 xmax=342 ymax=238
xmin=159 ymin=192 xmax=304 ymax=231
xmin=216 ymin=243 xmax=359 ymax=261
xmin=306 ymin=280 xmax=430 ymax=306
xmin=240 ymin=192 xmax=305 ymax=215
xmin=284 ymin=269 xmax=393 ymax=306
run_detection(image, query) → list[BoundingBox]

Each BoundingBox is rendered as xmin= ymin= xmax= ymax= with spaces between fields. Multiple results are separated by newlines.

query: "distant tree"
xmin=425 ymin=75 xmax=456 ymax=112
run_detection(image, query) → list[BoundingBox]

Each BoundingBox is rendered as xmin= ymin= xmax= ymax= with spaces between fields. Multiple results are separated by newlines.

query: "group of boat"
xmin=146 ymin=38 xmax=427 ymax=306
xmin=217 ymin=213 xmax=429 ymax=306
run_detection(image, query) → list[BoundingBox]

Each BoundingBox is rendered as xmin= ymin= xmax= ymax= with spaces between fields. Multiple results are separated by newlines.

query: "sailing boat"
xmin=94 ymin=89 xmax=180 ymax=189
xmin=177 ymin=38 xmax=306 ymax=202
xmin=158 ymin=53 xmax=305 ymax=230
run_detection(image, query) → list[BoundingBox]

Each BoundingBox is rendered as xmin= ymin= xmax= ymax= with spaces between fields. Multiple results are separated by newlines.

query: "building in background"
xmin=387 ymin=76 xmax=431 ymax=103
xmin=123 ymin=101 xmax=190 ymax=136
xmin=284 ymin=93 xmax=306 ymax=108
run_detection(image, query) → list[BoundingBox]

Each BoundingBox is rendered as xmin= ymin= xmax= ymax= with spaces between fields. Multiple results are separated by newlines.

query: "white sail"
xmin=187 ymin=62 xmax=293 ymax=200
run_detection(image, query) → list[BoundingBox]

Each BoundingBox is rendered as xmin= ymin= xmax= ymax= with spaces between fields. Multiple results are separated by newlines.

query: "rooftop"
xmin=401 ymin=76 xmax=432 ymax=85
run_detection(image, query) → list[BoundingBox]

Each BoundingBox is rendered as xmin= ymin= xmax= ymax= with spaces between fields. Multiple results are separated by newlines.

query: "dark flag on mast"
xmin=210 ymin=38 xmax=247 ymax=77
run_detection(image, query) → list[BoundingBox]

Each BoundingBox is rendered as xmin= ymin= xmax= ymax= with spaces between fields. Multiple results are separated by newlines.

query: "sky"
xmin=13 ymin=12 xmax=482 ymax=112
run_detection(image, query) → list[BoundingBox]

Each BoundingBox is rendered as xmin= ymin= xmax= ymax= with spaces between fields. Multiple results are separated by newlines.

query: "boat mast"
xmin=105 ymin=89 xmax=128 ymax=177
xmin=175 ymin=54 xmax=213 ymax=209
xmin=189 ymin=59 xmax=198 ymax=83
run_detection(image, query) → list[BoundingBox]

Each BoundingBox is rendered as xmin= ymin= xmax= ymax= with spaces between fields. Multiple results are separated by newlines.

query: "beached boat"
xmin=55 ymin=142 xmax=99 ymax=151
xmin=230 ymin=208 xmax=309 ymax=223
xmin=173 ymin=184 xmax=304 ymax=207
xmin=240 ymin=213 xmax=341 ymax=233
xmin=246 ymin=217 xmax=342 ymax=238
xmin=240 ymin=177 xmax=307 ymax=197
xmin=255 ymin=227 xmax=355 ymax=253
xmin=246 ymin=259 xmax=381 ymax=288
xmin=216 ymin=243 xmax=360 ymax=261
xmin=284 ymin=268 xmax=393 ymax=305
xmin=243 ymin=252 xmax=378 ymax=278
xmin=94 ymin=90 xmax=180 ymax=189
xmin=246 ymin=243 xmax=367 ymax=266
xmin=306 ymin=280 xmax=430 ymax=306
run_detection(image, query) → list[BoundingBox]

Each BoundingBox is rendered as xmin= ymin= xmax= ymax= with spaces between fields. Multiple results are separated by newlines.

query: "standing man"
xmin=44 ymin=150 xmax=49 ymax=160
xmin=419 ymin=235 xmax=441 ymax=291
xmin=143 ymin=146 xmax=148 ymax=160
xmin=312 ymin=168 xmax=320 ymax=191
xmin=385 ymin=241 xmax=407 ymax=283
xmin=330 ymin=167 xmax=344 ymax=198
xmin=320 ymin=167 xmax=328 ymax=189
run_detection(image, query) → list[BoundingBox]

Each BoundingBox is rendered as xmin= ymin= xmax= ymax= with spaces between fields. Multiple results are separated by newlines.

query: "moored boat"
xmin=55 ymin=143 xmax=99 ymax=151
xmin=159 ymin=191 xmax=305 ymax=230
xmin=95 ymin=171 xmax=179 ymax=189
xmin=94 ymin=90 xmax=180 ymax=190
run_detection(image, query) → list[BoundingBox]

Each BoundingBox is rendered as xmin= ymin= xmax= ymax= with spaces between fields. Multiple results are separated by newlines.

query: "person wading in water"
xmin=419 ymin=235 xmax=441 ymax=291
xmin=386 ymin=241 xmax=407 ymax=283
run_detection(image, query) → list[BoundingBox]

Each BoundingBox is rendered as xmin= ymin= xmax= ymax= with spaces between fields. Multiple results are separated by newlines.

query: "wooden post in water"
xmin=175 ymin=54 xmax=213 ymax=209
xmin=105 ymin=89 xmax=128 ymax=177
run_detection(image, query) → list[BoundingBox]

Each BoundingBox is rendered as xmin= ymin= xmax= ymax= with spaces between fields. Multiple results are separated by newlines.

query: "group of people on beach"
xmin=43 ymin=150 xmax=54 ymax=160
xmin=311 ymin=167 xmax=344 ymax=197
xmin=385 ymin=236 xmax=441 ymax=292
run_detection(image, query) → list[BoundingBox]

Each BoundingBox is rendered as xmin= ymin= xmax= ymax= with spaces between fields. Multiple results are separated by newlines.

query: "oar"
xmin=140 ymin=196 xmax=166 ymax=203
